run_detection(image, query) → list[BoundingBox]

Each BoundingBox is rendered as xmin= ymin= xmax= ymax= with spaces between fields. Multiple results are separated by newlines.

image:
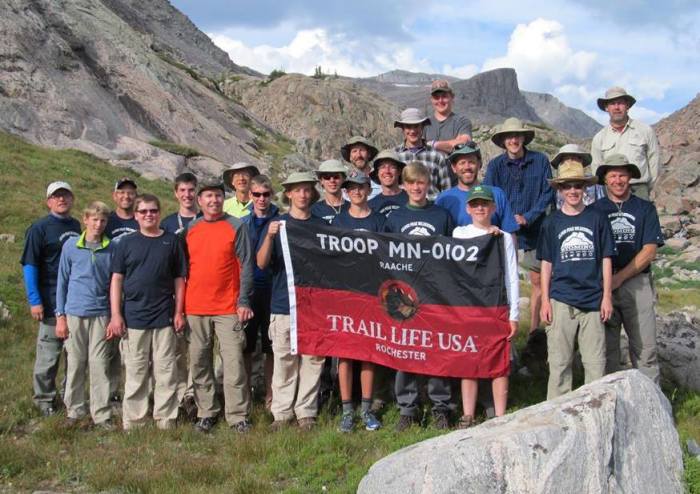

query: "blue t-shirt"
xmin=20 ymin=214 xmax=81 ymax=317
xmin=105 ymin=212 xmax=138 ymax=241
xmin=110 ymin=231 xmax=188 ymax=329
xmin=243 ymin=205 xmax=280 ymax=290
xmin=537 ymin=207 xmax=616 ymax=311
xmin=161 ymin=212 xmax=198 ymax=235
xmin=331 ymin=210 xmax=386 ymax=232
xmin=592 ymin=195 xmax=664 ymax=272
xmin=383 ymin=204 xmax=454 ymax=237
xmin=310 ymin=199 xmax=350 ymax=224
xmin=264 ymin=214 xmax=327 ymax=314
xmin=435 ymin=185 xmax=519 ymax=233
xmin=368 ymin=190 xmax=408 ymax=217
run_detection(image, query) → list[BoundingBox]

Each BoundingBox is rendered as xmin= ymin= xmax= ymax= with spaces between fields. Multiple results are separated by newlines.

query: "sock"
xmin=342 ymin=401 xmax=354 ymax=415
xmin=361 ymin=398 xmax=372 ymax=414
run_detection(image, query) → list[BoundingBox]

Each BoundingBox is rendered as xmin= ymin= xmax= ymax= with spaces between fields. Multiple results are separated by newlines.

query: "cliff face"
xmin=523 ymin=91 xmax=602 ymax=139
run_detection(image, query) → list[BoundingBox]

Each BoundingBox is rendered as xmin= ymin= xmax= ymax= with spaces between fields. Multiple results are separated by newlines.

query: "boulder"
xmin=656 ymin=311 xmax=700 ymax=392
xmin=358 ymin=371 xmax=683 ymax=494
xmin=110 ymin=137 xmax=186 ymax=181
xmin=658 ymin=215 xmax=682 ymax=238
xmin=0 ymin=233 xmax=15 ymax=243
xmin=664 ymin=237 xmax=689 ymax=251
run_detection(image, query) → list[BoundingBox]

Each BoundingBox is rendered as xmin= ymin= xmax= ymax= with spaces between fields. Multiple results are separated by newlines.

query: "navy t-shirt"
xmin=331 ymin=210 xmax=386 ymax=232
xmin=110 ymin=231 xmax=188 ymax=329
xmin=592 ymin=195 xmax=664 ymax=272
xmin=263 ymin=214 xmax=327 ymax=315
xmin=383 ymin=204 xmax=454 ymax=236
xmin=310 ymin=199 xmax=350 ymax=224
xmin=105 ymin=212 xmax=138 ymax=241
xmin=537 ymin=207 xmax=616 ymax=311
xmin=20 ymin=214 xmax=81 ymax=317
xmin=368 ymin=191 xmax=408 ymax=217
xmin=161 ymin=212 xmax=198 ymax=235
xmin=435 ymin=185 xmax=519 ymax=232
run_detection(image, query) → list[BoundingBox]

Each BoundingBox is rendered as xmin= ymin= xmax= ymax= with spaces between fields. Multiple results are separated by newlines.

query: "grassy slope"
xmin=0 ymin=132 xmax=697 ymax=492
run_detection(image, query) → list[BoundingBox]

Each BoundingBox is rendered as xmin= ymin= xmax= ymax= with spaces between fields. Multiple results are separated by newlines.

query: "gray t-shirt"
xmin=423 ymin=112 xmax=473 ymax=142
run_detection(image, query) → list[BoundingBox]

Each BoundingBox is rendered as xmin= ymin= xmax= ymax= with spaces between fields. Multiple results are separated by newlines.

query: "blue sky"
xmin=171 ymin=0 xmax=700 ymax=124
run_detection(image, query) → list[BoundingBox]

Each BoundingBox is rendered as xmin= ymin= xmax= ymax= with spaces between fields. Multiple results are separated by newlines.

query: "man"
xmin=537 ymin=161 xmax=615 ymax=399
xmin=223 ymin=162 xmax=260 ymax=218
xmin=257 ymin=172 xmax=326 ymax=431
xmin=394 ymin=108 xmax=451 ymax=201
xmin=423 ymin=79 xmax=472 ymax=154
xmin=383 ymin=162 xmax=453 ymax=431
xmin=591 ymin=87 xmax=660 ymax=200
xmin=368 ymin=150 xmax=408 ymax=217
xmin=56 ymin=201 xmax=115 ymax=428
xmin=107 ymin=194 xmax=187 ymax=430
xmin=551 ymin=144 xmax=604 ymax=209
xmin=592 ymin=154 xmax=664 ymax=384
xmin=242 ymin=174 xmax=280 ymax=410
xmin=21 ymin=181 xmax=81 ymax=416
xmin=436 ymin=143 xmax=518 ymax=233
xmin=161 ymin=172 xmax=199 ymax=235
xmin=105 ymin=177 xmax=138 ymax=241
xmin=311 ymin=159 xmax=349 ymax=223
xmin=185 ymin=181 xmax=255 ymax=433
xmin=484 ymin=117 xmax=555 ymax=334
xmin=340 ymin=136 xmax=382 ymax=199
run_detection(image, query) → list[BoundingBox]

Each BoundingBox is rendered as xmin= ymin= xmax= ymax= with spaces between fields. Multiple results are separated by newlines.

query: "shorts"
xmin=519 ymin=249 xmax=541 ymax=273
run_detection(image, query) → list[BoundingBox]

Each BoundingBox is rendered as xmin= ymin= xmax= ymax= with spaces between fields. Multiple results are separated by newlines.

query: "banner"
xmin=280 ymin=221 xmax=511 ymax=378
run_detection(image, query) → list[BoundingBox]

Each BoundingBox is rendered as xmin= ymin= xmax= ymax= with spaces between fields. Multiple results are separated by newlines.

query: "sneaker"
xmin=194 ymin=416 xmax=217 ymax=433
xmin=338 ymin=412 xmax=354 ymax=433
xmin=456 ymin=415 xmax=475 ymax=429
xmin=297 ymin=417 xmax=317 ymax=431
xmin=361 ymin=411 xmax=382 ymax=431
xmin=432 ymin=411 xmax=450 ymax=430
xmin=231 ymin=419 xmax=252 ymax=434
xmin=395 ymin=415 xmax=416 ymax=432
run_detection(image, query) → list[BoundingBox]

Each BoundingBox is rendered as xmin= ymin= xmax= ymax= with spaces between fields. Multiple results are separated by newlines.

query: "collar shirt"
xmin=394 ymin=141 xmax=451 ymax=201
xmin=223 ymin=195 xmax=253 ymax=218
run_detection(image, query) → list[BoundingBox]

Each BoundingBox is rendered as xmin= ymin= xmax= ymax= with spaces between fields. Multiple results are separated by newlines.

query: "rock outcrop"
xmin=523 ymin=91 xmax=602 ymax=139
xmin=359 ymin=370 xmax=684 ymax=494
xmin=656 ymin=311 xmax=700 ymax=392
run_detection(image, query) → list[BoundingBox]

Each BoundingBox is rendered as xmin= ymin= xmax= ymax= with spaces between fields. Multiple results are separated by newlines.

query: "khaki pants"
xmin=175 ymin=327 xmax=194 ymax=402
xmin=187 ymin=314 xmax=249 ymax=425
xmin=64 ymin=315 xmax=113 ymax=424
xmin=605 ymin=272 xmax=660 ymax=384
xmin=269 ymin=314 xmax=325 ymax=421
xmin=122 ymin=327 xmax=179 ymax=430
xmin=546 ymin=300 xmax=606 ymax=399
xmin=32 ymin=317 xmax=64 ymax=409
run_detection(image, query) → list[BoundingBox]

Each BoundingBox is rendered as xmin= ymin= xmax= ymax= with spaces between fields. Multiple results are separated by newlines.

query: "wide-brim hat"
xmin=597 ymin=86 xmax=636 ymax=111
xmin=370 ymin=150 xmax=406 ymax=184
xmin=282 ymin=171 xmax=318 ymax=187
xmin=223 ymin=162 xmax=260 ymax=190
xmin=549 ymin=160 xmax=598 ymax=187
xmin=551 ymin=144 xmax=592 ymax=169
xmin=315 ymin=159 xmax=348 ymax=177
xmin=394 ymin=108 xmax=431 ymax=128
xmin=595 ymin=153 xmax=642 ymax=181
xmin=491 ymin=118 xmax=535 ymax=148
xmin=448 ymin=143 xmax=482 ymax=163
xmin=340 ymin=136 xmax=378 ymax=163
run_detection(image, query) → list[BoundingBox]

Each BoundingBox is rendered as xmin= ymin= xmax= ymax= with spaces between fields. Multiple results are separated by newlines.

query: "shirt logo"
xmin=609 ymin=212 xmax=636 ymax=243
xmin=400 ymin=221 xmax=436 ymax=237
xmin=558 ymin=226 xmax=595 ymax=262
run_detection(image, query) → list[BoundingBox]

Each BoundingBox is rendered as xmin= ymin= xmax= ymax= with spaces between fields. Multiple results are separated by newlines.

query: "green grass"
xmin=148 ymin=139 xmax=202 ymax=158
xmin=0 ymin=132 xmax=697 ymax=492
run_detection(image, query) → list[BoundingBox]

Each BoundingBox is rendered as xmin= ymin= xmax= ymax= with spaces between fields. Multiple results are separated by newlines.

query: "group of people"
xmin=21 ymin=80 xmax=664 ymax=434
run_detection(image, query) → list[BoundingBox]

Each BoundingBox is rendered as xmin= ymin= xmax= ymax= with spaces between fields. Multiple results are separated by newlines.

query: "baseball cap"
xmin=114 ymin=177 xmax=137 ymax=191
xmin=46 ymin=181 xmax=73 ymax=198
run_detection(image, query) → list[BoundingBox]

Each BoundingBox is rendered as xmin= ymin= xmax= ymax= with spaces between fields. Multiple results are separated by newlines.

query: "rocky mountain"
xmin=0 ymin=0 xmax=274 ymax=181
xmin=523 ymin=91 xmax=602 ymax=138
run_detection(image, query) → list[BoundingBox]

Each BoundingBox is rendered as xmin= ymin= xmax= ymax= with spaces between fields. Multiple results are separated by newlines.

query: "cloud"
xmin=629 ymin=106 xmax=670 ymax=125
xmin=442 ymin=63 xmax=479 ymax=80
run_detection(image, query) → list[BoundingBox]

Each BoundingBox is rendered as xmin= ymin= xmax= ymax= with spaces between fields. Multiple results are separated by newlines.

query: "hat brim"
xmin=548 ymin=176 xmax=598 ymax=187
xmin=370 ymin=158 xmax=406 ymax=184
xmin=491 ymin=130 xmax=535 ymax=149
xmin=597 ymin=95 xmax=637 ymax=111
xmin=198 ymin=184 xmax=226 ymax=195
xmin=551 ymin=152 xmax=592 ymax=169
xmin=431 ymin=88 xmax=454 ymax=96
xmin=223 ymin=166 xmax=261 ymax=190
xmin=394 ymin=118 xmax=430 ymax=128
xmin=595 ymin=164 xmax=642 ymax=181
xmin=340 ymin=142 xmax=379 ymax=163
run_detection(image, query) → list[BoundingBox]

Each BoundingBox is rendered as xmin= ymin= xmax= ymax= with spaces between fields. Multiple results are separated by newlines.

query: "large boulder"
xmin=358 ymin=371 xmax=683 ymax=494
xmin=657 ymin=311 xmax=700 ymax=392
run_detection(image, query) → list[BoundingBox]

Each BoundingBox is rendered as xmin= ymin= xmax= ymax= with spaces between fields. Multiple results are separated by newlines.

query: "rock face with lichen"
xmin=358 ymin=370 xmax=683 ymax=494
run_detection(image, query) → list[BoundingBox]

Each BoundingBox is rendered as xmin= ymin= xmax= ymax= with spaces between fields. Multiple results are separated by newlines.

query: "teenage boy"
xmin=551 ymin=144 xmax=605 ymax=209
xmin=161 ymin=172 xmax=199 ymax=235
xmin=331 ymin=171 xmax=385 ymax=432
xmin=223 ymin=163 xmax=260 ymax=218
xmin=21 ymin=181 xmax=81 ymax=416
xmin=537 ymin=162 xmax=616 ymax=399
xmin=105 ymin=177 xmax=138 ymax=240
xmin=185 ymin=181 xmax=255 ymax=433
xmin=311 ymin=159 xmax=349 ymax=223
xmin=368 ymin=150 xmax=408 ymax=217
xmin=423 ymin=79 xmax=472 ymax=154
xmin=383 ymin=162 xmax=454 ymax=431
xmin=452 ymin=186 xmax=519 ymax=427
xmin=55 ymin=201 xmax=115 ymax=428
xmin=257 ymin=172 xmax=326 ymax=431
xmin=242 ymin=174 xmax=280 ymax=410
xmin=108 ymin=194 xmax=187 ymax=430
xmin=592 ymin=154 xmax=664 ymax=384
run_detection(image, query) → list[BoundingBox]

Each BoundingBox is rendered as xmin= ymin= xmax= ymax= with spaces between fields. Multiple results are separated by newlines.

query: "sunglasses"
xmin=251 ymin=191 xmax=271 ymax=198
xmin=559 ymin=182 xmax=585 ymax=190
xmin=320 ymin=174 xmax=343 ymax=181
xmin=136 ymin=208 xmax=160 ymax=215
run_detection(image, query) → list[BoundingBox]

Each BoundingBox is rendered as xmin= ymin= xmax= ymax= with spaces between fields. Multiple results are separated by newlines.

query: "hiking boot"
xmin=270 ymin=418 xmax=294 ymax=432
xmin=231 ymin=419 xmax=252 ymax=434
xmin=40 ymin=405 xmax=57 ymax=417
xmin=395 ymin=415 xmax=417 ymax=432
xmin=297 ymin=417 xmax=317 ymax=431
xmin=361 ymin=411 xmax=382 ymax=431
xmin=432 ymin=411 xmax=450 ymax=430
xmin=194 ymin=416 xmax=217 ymax=433
xmin=457 ymin=415 xmax=475 ymax=429
xmin=338 ymin=412 xmax=355 ymax=433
